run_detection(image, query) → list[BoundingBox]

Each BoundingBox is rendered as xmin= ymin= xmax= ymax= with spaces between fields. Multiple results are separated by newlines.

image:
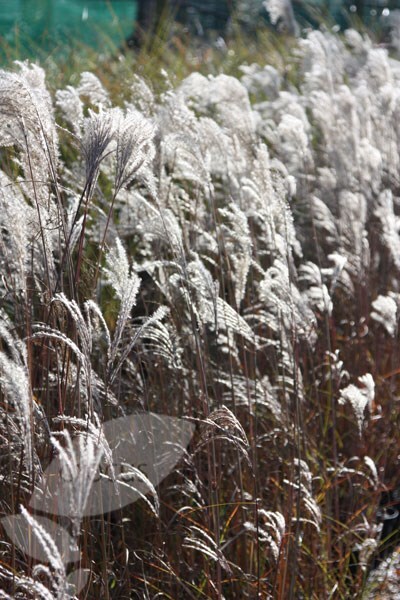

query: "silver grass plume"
xmin=30 ymin=418 xmax=113 ymax=533
xmin=19 ymin=506 xmax=68 ymax=595
xmin=241 ymin=145 xmax=301 ymax=261
xmin=259 ymin=258 xmax=316 ymax=340
xmin=178 ymin=72 xmax=255 ymax=142
xmin=339 ymin=373 xmax=375 ymax=435
xmin=370 ymin=294 xmax=398 ymax=337
xmin=374 ymin=189 xmax=400 ymax=271
xmin=244 ymin=509 xmax=285 ymax=561
xmin=183 ymin=525 xmax=233 ymax=576
xmin=298 ymin=262 xmax=333 ymax=315
xmin=198 ymin=405 xmax=250 ymax=459
xmin=0 ymin=170 xmax=33 ymax=299
xmin=103 ymin=237 xmax=141 ymax=369
xmin=263 ymin=0 xmax=299 ymax=36
xmin=284 ymin=458 xmax=321 ymax=531
xmin=0 ymin=562 xmax=64 ymax=599
xmin=103 ymin=237 xmax=170 ymax=383
xmin=113 ymin=108 xmax=156 ymax=194
xmin=81 ymin=108 xmax=115 ymax=198
xmin=215 ymin=373 xmax=283 ymax=421
xmin=76 ymin=72 xmax=110 ymax=108
xmin=185 ymin=258 xmax=255 ymax=345
xmin=127 ymin=75 xmax=155 ymax=117
xmin=0 ymin=314 xmax=35 ymax=472
xmin=218 ymin=202 xmax=252 ymax=308
xmin=0 ymin=62 xmax=59 ymax=214
xmin=56 ymin=84 xmax=84 ymax=134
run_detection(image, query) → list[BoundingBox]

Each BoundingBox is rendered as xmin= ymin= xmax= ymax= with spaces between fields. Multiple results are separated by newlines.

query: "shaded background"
xmin=1 ymin=0 xmax=399 ymax=53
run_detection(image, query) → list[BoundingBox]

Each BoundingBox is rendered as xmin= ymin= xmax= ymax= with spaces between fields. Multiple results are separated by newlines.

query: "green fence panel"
xmin=0 ymin=0 xmax=138 ymax=50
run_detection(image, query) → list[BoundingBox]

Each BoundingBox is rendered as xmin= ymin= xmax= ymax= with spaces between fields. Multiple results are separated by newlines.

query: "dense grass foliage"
xmin=0 ymin=28 xmax=400 ymax=599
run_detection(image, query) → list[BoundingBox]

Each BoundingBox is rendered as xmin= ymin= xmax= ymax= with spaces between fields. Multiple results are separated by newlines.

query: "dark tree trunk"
xmin=354 ymin=0 xmax=365 ymax=18
xmin=128 ymin=0 xmax=171 ymax=48
xmin=136 ymin=0 xmax=164 ymax=32
xmin=127 ymin=1 xmax=234 ymax=48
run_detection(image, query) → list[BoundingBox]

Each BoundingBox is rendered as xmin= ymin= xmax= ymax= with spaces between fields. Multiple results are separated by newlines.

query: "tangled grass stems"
xmin=0 ymin=22 xmax=400 ymax=599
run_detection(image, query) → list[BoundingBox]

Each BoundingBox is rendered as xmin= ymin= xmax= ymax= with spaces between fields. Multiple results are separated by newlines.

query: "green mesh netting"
xmin=0 ymin=0 xmax=138 ymax=51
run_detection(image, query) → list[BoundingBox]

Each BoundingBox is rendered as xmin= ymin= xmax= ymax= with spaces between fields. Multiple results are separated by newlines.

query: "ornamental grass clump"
xmin=0 ymin=27 xmax=399 ymax=598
